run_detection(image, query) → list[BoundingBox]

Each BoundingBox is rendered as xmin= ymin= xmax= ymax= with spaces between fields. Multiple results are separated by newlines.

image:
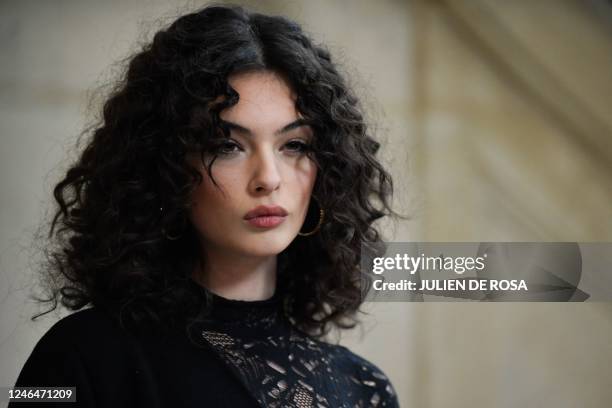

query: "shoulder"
xmin=44 ymin=307 xmax=118 ymax=335
xmin=34 ymin=307 xmax=125 ymax=353
xmin=12 ymin=309 xmax=107 ymax=396
xmin=317 ymin=340 xmax=400 ymax=407
xmin=14 ymin=308 xmax=131 ymax=385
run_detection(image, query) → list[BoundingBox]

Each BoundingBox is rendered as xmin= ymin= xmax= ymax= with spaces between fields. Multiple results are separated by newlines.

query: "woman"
xmin=11 ymin=4 xmax=401 ymax=407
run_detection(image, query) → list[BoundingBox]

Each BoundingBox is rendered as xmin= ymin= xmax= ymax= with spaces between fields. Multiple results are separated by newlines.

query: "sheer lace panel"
xmin=194 ymin=286 xmax=398 ymax=408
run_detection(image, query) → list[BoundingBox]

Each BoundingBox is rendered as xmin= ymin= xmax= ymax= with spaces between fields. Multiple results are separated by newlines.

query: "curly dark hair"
xmin=39 ymin=4 xmax=401 ymax=339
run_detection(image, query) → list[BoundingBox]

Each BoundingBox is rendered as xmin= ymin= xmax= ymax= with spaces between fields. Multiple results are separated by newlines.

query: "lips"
xmin=244 ymin=205 xmax=288 ymax=220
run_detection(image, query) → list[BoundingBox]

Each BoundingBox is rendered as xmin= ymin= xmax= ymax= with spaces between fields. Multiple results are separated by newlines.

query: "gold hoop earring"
xmin=298 ymin=197 xmax=325 ymax=237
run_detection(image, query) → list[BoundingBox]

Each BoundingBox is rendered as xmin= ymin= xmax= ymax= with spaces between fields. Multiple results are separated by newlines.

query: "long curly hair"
xmin=39 ymin=4 xmax=400 ymax=339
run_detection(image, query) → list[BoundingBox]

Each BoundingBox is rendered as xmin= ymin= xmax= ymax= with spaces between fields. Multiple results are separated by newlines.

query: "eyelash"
xmin=214 ymin=140 xmax=311 ymax=156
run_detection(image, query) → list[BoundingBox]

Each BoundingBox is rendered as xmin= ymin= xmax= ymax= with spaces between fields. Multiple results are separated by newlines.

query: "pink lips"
xmin=244 ymin=205 xmax=288 ymax=228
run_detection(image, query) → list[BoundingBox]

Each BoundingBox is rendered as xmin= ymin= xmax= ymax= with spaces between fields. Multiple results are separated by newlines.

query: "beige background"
xmin=1 ymin=1 xmax=612 ymax=407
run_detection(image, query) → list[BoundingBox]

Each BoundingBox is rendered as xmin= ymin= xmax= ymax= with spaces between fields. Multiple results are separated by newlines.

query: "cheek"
xmin=297 ymin=159 xmax=317 ymax=195
xmin=193 ymin=165 xmax=242 ymax=204
xmin=189 ymin=169 xmax=236 ymax=224
xmin=289 ymin=160 xmax=318 ymax=215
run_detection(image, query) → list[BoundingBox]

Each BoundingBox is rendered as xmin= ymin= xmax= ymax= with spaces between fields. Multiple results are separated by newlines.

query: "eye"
xmin=214 ymin=140 xmax=242 ymax=156
xmin=284 ymin=140 xmax=311 ymax=154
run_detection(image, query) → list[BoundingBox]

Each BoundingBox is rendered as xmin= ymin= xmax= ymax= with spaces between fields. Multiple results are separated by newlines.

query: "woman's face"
xmin=188 ymin=70 xmax=317 ymax=259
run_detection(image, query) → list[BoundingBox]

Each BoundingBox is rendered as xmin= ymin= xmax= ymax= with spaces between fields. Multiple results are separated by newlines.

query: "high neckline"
xmin=207 ymin=286 xmax=283 ymax=309
xmin=188 ymin=278 xmax=288 ymax=334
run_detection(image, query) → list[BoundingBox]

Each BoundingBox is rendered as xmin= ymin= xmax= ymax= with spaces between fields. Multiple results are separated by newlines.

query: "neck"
xmin=193 ymin=247 xmax=277 ymax=301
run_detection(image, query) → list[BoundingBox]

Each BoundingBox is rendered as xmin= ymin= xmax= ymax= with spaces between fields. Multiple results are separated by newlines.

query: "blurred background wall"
xmin=1 ymin=1 xmax=612 ymax=407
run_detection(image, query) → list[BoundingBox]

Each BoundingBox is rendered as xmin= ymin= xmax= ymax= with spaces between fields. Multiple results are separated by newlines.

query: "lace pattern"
xmin=196 ymin=291 xmax=399 ymax=408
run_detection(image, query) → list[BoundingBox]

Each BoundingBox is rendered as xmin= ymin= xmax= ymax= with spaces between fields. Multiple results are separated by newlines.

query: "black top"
xmin=10 ymin=280 xmax=400 ymax=407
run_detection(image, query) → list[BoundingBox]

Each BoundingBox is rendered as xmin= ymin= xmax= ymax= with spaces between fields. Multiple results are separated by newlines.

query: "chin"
xmin=240 ymin=234 xmax=294 ymax=257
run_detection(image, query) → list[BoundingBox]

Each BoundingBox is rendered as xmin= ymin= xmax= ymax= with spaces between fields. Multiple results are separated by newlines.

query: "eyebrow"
xmin=219 ymin=118 xmax=311 ymax=136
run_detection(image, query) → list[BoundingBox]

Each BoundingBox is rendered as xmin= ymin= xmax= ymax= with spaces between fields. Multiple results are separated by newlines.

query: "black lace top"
xmin=10 ymin=280 xmax=400 ymax=408
xmin=199 ymin=285 xmax=400 ymax=407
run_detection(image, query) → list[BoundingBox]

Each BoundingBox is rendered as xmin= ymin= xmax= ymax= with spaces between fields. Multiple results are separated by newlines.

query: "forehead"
xmin=221 ymin=70 xmax=300 ymax=127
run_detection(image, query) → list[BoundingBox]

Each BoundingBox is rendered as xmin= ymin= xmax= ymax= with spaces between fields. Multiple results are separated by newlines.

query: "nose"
xmin=249 ymin=147 xmax=282 ymax=194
